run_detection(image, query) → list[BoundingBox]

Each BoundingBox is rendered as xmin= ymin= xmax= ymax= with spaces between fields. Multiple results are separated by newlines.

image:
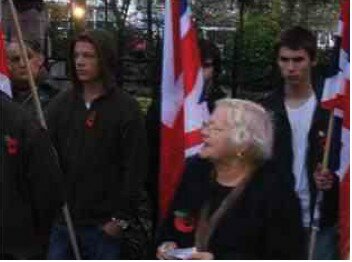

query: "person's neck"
xmin=214 ymin=159 xmax=249 ymax=187
xmin=285 ymin=82 xmax=313 ymax=100
xmin=83 ymin=81 xmax=104 ymax=103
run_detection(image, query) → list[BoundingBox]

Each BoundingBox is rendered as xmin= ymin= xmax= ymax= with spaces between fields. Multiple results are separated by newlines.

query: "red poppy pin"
xmin=85 ymin=111 xmax=97 ymax=129
xmin=5 ymin=135 xmax=19 ymax=156
xmin=173 ymin=210 xmax=195 ymax=233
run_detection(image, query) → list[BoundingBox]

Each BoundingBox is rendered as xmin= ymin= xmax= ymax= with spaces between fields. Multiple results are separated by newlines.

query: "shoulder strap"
xmin=195 ymin=177 xmax=249 ymax=251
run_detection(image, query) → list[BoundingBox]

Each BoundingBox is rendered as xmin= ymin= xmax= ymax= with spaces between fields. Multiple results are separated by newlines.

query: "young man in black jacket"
xmin=0 ymin=88 xmax=63 ymax=259
xmin=262 ymin=26 xmax=339 ymax=259
xmin=46 ymin=29 xmax=149 ymax=259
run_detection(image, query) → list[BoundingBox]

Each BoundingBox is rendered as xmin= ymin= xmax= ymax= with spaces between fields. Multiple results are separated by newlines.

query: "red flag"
xmin=159 ymin=0 xmax=209 ymax=218
xmin=321 ymin=0 xmax=350 ymax=258
xmin=0 ymin=21 xmax=12 ymax=98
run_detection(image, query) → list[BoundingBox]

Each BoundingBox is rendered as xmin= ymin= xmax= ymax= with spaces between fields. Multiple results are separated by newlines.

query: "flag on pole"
xmin=321 ymin=0 xmax=349 ymax=259
xmin=0 ymin=15 xmax=12 ymax=99
xmin=159 ymin=0 xmax=209 ymax=218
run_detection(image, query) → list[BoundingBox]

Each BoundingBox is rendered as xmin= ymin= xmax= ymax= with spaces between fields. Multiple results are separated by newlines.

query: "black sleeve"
xmin=156 ymin=156 xmax=211 ymax=248
xmin=112 ymin=98 xmax=149 ymax=221
xmin=44 ymin=89 xmax=68 ymax=147
xmin=23 ymin=118 xmax=64 ymax=233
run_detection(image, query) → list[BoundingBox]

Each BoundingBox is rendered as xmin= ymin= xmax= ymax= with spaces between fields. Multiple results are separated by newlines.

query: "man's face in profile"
xmin=7 ymin=42 xmax=43 ymax=85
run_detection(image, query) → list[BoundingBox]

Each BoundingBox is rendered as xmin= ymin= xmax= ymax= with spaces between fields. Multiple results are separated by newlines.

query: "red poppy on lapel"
xmin=174 ymin=210 xmax=195 ymax=233
xmin=5 ymin=135 xmax=19 ymax=156
xmin=85 ymin=111 xmax=97 ymax=129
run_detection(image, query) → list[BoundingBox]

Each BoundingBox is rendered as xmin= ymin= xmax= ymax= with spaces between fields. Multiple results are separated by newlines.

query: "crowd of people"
xmin=1 ymin=26 xmax=340 ymax=259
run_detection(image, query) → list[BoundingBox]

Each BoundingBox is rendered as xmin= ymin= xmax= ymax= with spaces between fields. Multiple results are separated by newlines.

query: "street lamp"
xmin=72 ymin=5 xmax=85 ymax=19
xmin=71 ymin=0 xmax=86 ymax=32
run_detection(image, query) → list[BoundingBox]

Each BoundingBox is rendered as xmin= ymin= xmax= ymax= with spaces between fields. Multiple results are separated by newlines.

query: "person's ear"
xmin=36 ymin=54 xmax=45 ymax=68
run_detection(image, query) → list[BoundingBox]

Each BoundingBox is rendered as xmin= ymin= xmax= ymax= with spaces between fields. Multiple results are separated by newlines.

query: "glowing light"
xmin=73 ymin=5 xmax=85 ymax=19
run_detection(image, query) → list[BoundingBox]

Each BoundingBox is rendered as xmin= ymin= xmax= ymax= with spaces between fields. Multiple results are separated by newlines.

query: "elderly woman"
xmin=156 ymin=99 xmax=305 ymax=259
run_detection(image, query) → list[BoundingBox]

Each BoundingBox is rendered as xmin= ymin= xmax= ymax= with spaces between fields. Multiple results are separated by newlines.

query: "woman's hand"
xmin=156 ymin=241 xmax=178 ymax=259
xmin=188 ymin=251 xmax=214 ymax=260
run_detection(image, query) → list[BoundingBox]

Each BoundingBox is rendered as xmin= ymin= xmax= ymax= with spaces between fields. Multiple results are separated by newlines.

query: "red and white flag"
xmin=159 ymin=0 xmax=209 ymax=218
xmin=0 ymin=16 xmax=11 ymax=98
xmin=321 ymin=0 xmax=349 ymax=258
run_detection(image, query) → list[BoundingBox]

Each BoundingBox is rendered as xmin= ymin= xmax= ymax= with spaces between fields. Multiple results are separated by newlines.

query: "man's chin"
xmin=12 ymin=79 xmax=30 ymax=89
xmin=77 ymin=76 xmax=88 ymax=81
xmin=78 ymin=77 xmax=98 ymax=83
xmin=13 ymin=77 xmax=29 ymax=82
xmin=286 ymin=79 xmax=300 ymax=86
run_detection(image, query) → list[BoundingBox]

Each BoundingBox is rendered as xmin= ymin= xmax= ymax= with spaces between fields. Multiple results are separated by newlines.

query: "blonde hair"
xmin=215 ymin=98 xmax=274 ymax=161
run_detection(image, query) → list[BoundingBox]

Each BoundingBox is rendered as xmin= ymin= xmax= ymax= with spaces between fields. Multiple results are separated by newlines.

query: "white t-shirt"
xmin=285 ymin=94 xmax=317 ymax=228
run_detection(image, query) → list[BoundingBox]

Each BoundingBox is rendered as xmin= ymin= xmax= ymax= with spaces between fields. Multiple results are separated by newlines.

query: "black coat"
xmin=157 ymin=156 xmax=305 ymax=259
xmin=0 ymin=93 xmax=63 ymax=259
xmin=46 ymin=29 xmax=149 ymax=226
xmin=46 ymin=87 xmax=148 ymax=225
xmin=12 ymin=77 xmax=59 ymax=118
xmin=261 ymin=88 xmax=339 ymax=228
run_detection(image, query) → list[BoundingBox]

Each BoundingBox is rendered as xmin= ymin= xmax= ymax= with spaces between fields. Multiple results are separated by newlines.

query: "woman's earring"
xmin=236 ymin=151 xmax=244 ymax=159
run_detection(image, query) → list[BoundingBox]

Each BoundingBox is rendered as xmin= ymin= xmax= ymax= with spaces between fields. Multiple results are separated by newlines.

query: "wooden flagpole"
xmin=7 ymin=0 xmax=82 ymax=259
xmin=308 ymin=110 xmax=335 ymax=259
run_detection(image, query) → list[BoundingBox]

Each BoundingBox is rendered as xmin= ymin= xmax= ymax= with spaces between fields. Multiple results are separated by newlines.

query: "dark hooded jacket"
xmin=45 ymin=30 xmax=148 ymax=227
xmin=0 ymin=91 xmax=63 ymax=259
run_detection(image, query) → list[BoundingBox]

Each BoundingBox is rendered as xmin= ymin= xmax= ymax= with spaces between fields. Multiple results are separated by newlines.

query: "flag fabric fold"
xmin=0 ymin=18 xmax=12 ymax=98
xmin=159 ymin=0 xmax=209 ymax=218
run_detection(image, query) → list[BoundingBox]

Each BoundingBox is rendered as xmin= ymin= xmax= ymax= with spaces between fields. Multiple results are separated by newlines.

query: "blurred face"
xmin=277 ymin=47 xmax=316 ymax=88
xmin=199 ymin=106 xmax=236 ymax=161
xmin=74 ymin=41 xmax=100 ymax=83
xmin=7 ymin=42 xmax=43 ymax=84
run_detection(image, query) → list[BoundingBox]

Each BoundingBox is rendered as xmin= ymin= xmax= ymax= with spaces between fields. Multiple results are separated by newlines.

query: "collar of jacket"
xmin=269 ymin=84 xmax=324 ymax=115
xmin=71 ymin=83 xmax=116 ymax=104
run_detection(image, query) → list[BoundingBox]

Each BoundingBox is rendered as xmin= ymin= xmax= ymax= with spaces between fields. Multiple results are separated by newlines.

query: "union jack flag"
xmin=321 ymin=0 xmax=349 ymax=258
xmin=159 ymin=0 xmax=209 ymax=218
